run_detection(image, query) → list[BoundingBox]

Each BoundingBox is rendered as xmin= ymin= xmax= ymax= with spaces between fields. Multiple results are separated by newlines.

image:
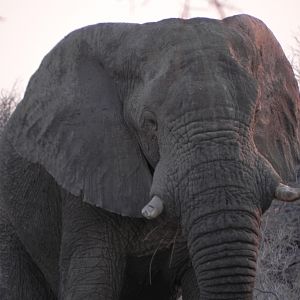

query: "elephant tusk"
xmin=275 ymin=183 xmax=300 ymax=202
xmin=141 ymin=196 xmax=164 ymax=219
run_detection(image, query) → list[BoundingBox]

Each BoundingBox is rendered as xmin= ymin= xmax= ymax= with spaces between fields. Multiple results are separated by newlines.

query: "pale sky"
xmin=1 ymin=0 xmax=300 ymax=95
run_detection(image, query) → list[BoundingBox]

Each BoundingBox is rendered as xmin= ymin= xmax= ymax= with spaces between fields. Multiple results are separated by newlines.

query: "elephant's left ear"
xmin=7 ymin=41 xmax=152 ymax=217
xmin=224 ymin=14 xmax=300 ymax=181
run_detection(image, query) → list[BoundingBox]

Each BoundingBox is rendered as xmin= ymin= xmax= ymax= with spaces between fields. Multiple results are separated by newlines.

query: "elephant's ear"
xmin=224 ymin=14 xmax=300 ymax=182
xmin=7 ymin=40 xmax=152 ymax=217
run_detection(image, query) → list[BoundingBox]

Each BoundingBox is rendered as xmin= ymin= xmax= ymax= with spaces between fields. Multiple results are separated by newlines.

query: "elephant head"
xmin=6 ymin=14 xmax=300 ymax=298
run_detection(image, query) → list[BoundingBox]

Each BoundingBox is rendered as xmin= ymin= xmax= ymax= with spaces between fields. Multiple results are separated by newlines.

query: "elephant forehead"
xmin=133 ymin=20 xmax=255 ymax=100
xmin=133 ymin=20 xmax=230 ymax=65
xmin=110 ymin=19 xmax=231 ymax=81
xmin=140 ymin=53 xmax=257 ymax=119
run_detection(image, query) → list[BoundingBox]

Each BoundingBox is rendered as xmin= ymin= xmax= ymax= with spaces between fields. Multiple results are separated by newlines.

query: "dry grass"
xmin=291 ymin=36 xmax=300 ymax=83
xmin=0 ymin=87 xmax=18 ymax=134
xmin=254 ymin=202 xmax=300 ymax=299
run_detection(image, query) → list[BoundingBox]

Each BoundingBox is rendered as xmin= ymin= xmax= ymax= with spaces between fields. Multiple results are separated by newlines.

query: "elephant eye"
xmin=141 ymin=110 xmax=157 ymax=132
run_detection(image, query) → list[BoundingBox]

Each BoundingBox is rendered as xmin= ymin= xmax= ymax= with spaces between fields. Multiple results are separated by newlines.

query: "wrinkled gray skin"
xmin=0 ymin=14 xmax=300 ymax=300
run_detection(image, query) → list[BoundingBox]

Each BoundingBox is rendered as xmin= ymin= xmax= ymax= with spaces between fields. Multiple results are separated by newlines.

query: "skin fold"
xmin=0 ymin=14 xmax=299 ymax=300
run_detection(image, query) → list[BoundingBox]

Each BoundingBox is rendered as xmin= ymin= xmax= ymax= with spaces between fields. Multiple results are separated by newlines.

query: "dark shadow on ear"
xmin=7 ymin=40 xmax=152 ymax=217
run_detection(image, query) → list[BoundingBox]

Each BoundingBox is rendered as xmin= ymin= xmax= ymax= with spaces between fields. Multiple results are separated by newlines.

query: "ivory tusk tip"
xmin=275 ymin=183 xmax=300 ymax=202
xmin=141 ymin=196 xmax=164 ymax=219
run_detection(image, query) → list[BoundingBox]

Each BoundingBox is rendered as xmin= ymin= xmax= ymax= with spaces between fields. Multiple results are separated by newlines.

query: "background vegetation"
xmin=0 ymin=87 xmax=17 ymax=136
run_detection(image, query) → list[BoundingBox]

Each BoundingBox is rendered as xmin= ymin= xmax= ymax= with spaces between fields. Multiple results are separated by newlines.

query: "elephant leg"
xmin=59 ymin=194 xmax=127 ymax=300
xmin=181 ymin=267 xmax=200 ymax=300
xmin=0 ymin=208 xmax=56 ymax=300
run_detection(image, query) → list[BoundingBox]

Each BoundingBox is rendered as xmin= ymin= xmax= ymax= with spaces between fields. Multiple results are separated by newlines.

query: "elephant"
xmin=0 ymin=13 xmax=300 ymax=300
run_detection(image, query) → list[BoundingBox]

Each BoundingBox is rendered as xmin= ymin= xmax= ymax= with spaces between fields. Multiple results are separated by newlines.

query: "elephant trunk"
xmin=153 ymin=122 xmax=272 ymax=297
xmin=184 ymin=206 xmax=260 ymax=299
xmin=177 ymin=160 xmax=262 ymax=299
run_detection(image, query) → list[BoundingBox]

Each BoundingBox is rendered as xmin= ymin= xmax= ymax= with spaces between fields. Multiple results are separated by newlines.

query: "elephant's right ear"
xmin=7 ymin=41 xmax=152 ymax=217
